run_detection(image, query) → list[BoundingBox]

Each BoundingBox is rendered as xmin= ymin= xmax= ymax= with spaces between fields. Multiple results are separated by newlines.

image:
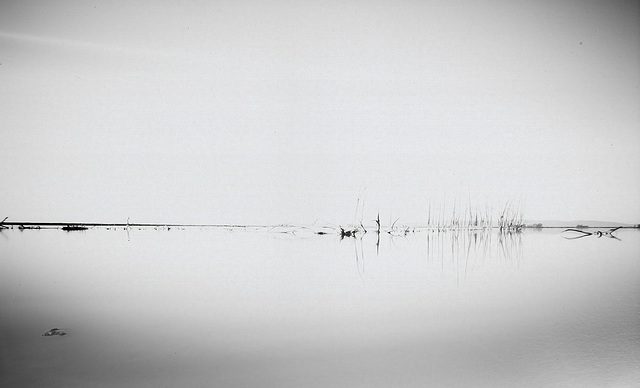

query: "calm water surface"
xmin=1 ymin=227 xmax=639 ymax=387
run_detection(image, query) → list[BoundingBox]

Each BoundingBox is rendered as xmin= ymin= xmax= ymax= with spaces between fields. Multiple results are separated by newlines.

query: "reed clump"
xmin=331 ymin=200 xmax=525 ymax=239
xmin=421 ymin=201 xmax=524 ymax=233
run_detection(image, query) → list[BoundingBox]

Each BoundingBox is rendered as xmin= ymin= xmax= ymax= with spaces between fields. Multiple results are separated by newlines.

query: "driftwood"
xmin=563 ymin=227 xmax=622 ymax=240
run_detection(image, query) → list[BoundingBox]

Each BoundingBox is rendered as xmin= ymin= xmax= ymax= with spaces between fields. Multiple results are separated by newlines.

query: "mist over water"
xmin=1 ymin=1 xmax=639 ymax=386
xmin=1 ymin=227 xmax=638 ymax=387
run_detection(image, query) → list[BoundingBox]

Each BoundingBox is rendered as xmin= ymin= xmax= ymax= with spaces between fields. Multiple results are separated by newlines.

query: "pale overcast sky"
xmin=1 ymin=1 xmax=638 ymax=225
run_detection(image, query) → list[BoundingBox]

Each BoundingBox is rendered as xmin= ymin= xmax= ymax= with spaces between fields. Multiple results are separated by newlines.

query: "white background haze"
xmin=1 ymin=0 xmax=638 ymax=225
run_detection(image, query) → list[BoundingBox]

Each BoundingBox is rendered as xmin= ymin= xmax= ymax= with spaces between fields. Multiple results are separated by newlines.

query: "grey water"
xmin=1 ymin=227 xmax=638 ymax=387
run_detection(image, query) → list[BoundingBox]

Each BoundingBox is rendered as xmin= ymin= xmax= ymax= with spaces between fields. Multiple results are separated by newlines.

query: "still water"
xmin=1 ymin=227 xmax=638 ymax=387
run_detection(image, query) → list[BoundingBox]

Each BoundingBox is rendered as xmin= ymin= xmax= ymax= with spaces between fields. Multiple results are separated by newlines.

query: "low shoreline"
xmin=0 ymin=221 xmax=637 ymax=231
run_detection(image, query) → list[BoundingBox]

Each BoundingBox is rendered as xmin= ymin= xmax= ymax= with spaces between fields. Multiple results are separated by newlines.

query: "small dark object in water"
xmin=62 ymin=225 xmax=88 ymax=231
xmin=339 ymin=227 xmax=358 ymax=239
xmin=18 ymin=225 xmax=41 ymax=230
xmin=42 ymin=328 xmax=66 ymax=336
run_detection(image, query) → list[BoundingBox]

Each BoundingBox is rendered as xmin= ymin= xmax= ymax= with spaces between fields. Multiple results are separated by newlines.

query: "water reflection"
xmin=341 ymin=228 xmax=525 ymax=284
xmin=428 ymin=229 xmax=523 ymax=284
xmin=1 ymin=228 xmax=639 ymax=387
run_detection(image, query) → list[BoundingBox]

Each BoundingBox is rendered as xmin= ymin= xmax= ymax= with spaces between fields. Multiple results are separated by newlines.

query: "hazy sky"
xmin=1 ymin=1 xmax=638 ymax=225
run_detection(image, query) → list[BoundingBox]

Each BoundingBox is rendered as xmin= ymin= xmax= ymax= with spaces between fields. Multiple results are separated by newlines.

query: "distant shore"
xmin=1 ymin=220 xmax=638 ymax=231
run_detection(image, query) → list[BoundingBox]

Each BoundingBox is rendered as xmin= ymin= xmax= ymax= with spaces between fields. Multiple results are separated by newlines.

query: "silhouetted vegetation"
xmin=62 ymin=225 xmax=89 ymax=231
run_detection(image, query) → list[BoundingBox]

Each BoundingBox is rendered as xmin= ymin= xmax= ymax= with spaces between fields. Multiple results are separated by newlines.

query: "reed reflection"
xmin=426 ymin=229 xmax=523 ymax=284
xmin=340 ymin=227 xmax=524 ymax=284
